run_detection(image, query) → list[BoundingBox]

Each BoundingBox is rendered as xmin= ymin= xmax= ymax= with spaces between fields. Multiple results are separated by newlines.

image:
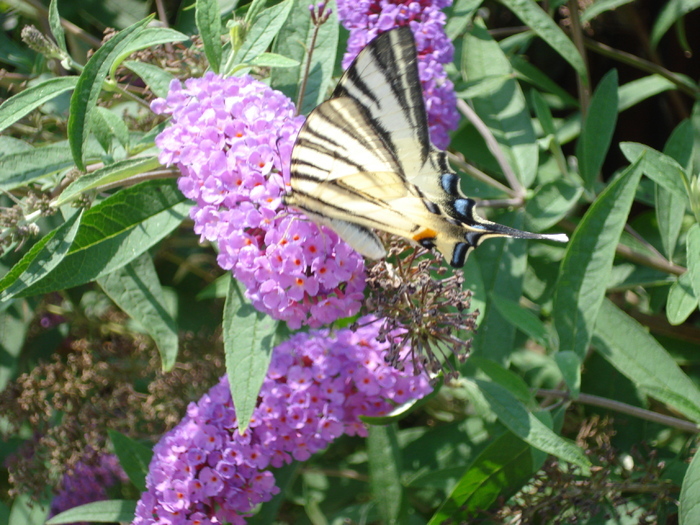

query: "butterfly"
xmin=285 ymin=27 xmax=567 ymax=268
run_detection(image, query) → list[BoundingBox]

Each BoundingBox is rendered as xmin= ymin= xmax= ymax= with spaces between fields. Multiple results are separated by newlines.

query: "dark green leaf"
xmin=554 ymin=351 xmax=581 ymax=397
xmin=680 ymin=446 xmax=700 ymax=523
xmin=490 ymin=295 xmax=553 ymax=350
xmin=2 ymin=180 xmax=188 ymax=300
xmin=224 ymin=278 xmax=277 ymax=432
xmin=98 ymin=254 xmax=179 ymax=370
xmin=368 ymin=424 xmax=406 ymax=525
xmin=46 ymin=500 xmax=137 ymax=524
xmin=581 ymin=0 xmax=635 ymax=22
xmin=445 ymin=0 xmax=483 ymax=40
xmin=576 ymin=69 xmax=618 ymax=191
xmin=475 ymin=379 xmax=590 ymax=471
xmin=68 ymin=17 xmax=151 ymax=170
xmin=594 ymin=299 xmax=700 ymax=423
xmin=196 ymin=0 xmax=223 ymax=73
xmin=0 ymin=77 xmax=78 ymax=133
xmin=651 ymin=0 xmax=700 ymax=48
xmin=108 ymin=430 xmax=152 ymax=492
xmin=91 ymin=106 xmax=131 ymax=153
xmin=428 ymin=430 xmax=536 ymax=523
xmin=0 ymin=211 xmax=83 ymax=299
xmin=553 ymin=160 xmax=642 ymax=359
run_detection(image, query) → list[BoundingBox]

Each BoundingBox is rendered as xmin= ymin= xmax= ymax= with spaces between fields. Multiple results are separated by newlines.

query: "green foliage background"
xmin=1 ymin=0 xmax=700 ymax=523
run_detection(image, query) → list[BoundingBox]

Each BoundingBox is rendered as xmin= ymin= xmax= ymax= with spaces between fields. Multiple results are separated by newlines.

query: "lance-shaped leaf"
xmin=98 ymin=254 xmax=179 ymax=371
xmin=1 ymin=180 xmax=188 ymax=300
xmin=46 ymin=500 xmax=137 ymax=525
xmin=0 ymin=143 xmax=75 ymax=191
xmin=224 ymin=278 xmax=278 ymax=432
xmin=68 ymin=17 xmax=151 ymax=171
xmin=108 ymin=430 xmax=152 ymax=492
xmin=553 ymin=159 xmax=642 ymax=358
xmin=0 ymin=77 xmax=78 ymax=133
xmin=368 ymin=424 xmax=407 ymax=525
xmin=620 ymin=142 xmax=690 ymax=200
xmin=196 ymin=0 xmax=222 ymax=73
xmin=680 ymin=446 xmax=700 ymax=524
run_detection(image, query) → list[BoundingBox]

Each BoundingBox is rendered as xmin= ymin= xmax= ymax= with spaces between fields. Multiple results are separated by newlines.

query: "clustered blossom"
xmin=133 ymin=317 xmax=432 ymax=524
xmin=50 ymin=454 xmax=127 ymax=522
xmin=337 ymin=0 xmax=459 ymax=149
xmin=152 ymin=73 xmax=365 ymax=329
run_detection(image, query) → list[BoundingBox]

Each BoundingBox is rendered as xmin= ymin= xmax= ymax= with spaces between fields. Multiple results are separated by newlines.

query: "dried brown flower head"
xmin=363 ymin=239 xmax=478 ymax=382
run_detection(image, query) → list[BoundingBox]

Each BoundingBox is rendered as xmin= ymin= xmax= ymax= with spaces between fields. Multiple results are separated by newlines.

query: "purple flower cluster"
xmin=152 ymin=73 xmax=366 ymax=329
xmin=132 ymin=317 xmax=432 ymax=524
xmin=50 ymin=454 xmax=127 ymax=524
xmin=337 ymin=0 xmax=459 ymax=149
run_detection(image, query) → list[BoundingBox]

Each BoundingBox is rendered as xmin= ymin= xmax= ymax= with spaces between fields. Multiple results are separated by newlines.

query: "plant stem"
xmin=537 ymin=389 xmax=699 ymax=433
xmin=456 ymin=99 xmax=524 ymax=197
xmin=567 ymin=0 xmax=591 ymax=117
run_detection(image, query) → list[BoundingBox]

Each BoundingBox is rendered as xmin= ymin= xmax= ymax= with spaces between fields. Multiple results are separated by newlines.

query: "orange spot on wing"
xmin=413 ymin=228 xmax=437 ymax=242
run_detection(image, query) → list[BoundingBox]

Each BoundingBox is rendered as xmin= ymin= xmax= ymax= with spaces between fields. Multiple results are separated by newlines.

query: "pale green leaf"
xmin=124 ymin=61 xmax=176 ymax=99
xmin=0 ymin=143 xmax=75 ymax=191
xmin=621 ymin=142 xmax=690 ymax=200
xmin=196 ymin=0 xmax=223 ymax=73
xmin=475 ymin=379 xmax=591 ymax=472
xmin=230 ymin=0 xmax=293 ymax=69
xmin=553 ymin=160 xmax=643 ymax=358
xmin=0 ymin=77 xmax=78 ymax=133
xmin=498 ymin=0 xmax=587 ymax=82
xmin=594 ymin=299 xmax=700 ymax=423
xmin=46 ymin=500 xmax=137 ymax=524
xmin=688 ymin=224 xmax=700 ymax=299
xmin=554 ymin=351 xmax=581 ymax=397
xmin=368 ymin=425 xmax=406 ymax=524
xmin=651 ymin=0 xmax=700 ymax=48
xmin=667 ymin=272 xmax=698 ymax=326
xmin=224 ymin=279 xmax=278 ymax=432
xmin=98 ymin=254 xmax=179 ymax=371
xmin=680 ymin=446 xmax=700 ymax=524
xmin=462 ymin=21 xmax=538 ymax=187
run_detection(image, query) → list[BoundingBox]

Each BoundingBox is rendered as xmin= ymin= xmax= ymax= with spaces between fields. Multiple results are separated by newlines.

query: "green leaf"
xmin=618 ymin=75 xmax=677 ymax=111
xmin=0 ymin=211 xmax=83 ymax=299
xmin=553 ymin=159 xmax=643 ymax=359
xmin=680 ymin=446 xmax=700 ymax=524
xmin=554 ymin=351 xmax=581 ymax=397
xmin=490 ymin=295 xmax=553 ymax=350
xmin=108 ymin=430 xmax=152 ymax=492
xmin=248 ymin=52 xmax=300 ymax=68
xmin=667 ymin=272 xmax=698 ymax=325
xmin=475 ymin=379 xmax=591 ymax=472
xmin=445 ymin=0 xmax=483 ymax=40
xmin=581 ymin=0 xmax=635 ymax=22
xmin=462 ymin=21 xmax=538 ymax=188
xmin=196 ymin=0 xmax=223 ymax=73
xmin=9 ymin=494 xmax=49 ymax=525
xmin=116 ymin=28 xmax=189 ymax=68
xmin=1 ymin=180 xmax=188 ymax=300
xmin=688 ymin=224 xmax=700 ymax=299
xmin=658 ymin=119 xmax=693 ymax=260
xmin=0 ymin=300 xmax=32 ymax=391
xmin=428 ymin=430 xmax=537 ymax=523
xmin=91 ymin=106 xmax=131 ymax=153
xmin=0 ymin=143 xmax=75 ymax=191
xmin=0 ymin=77 xmax=78 ymax=133
xmin=98 ymin=254 xmax=179 ymax=371
xmin=224 ymin=278 xmax=277 ymax=432
xmin=511 ymin=55 xmax=579 ymax=109
xmin=361 ymin=387 xmax=439 ymax=425
xmin=469 ymin=357 xmax=533 ymax=404
xmin=651 ymin=0 xmax=700 ymax=48
xmin=594 ymin=299 xmax=700 ymax=423
xmin=271 ymin=0 xmax=339 ymax=115
xmin=230 ymin=0 xmax=293 ymax=70
xmin=498 ymin=0 xmax=588 ymax=82
xmin=368 ymin=424 xmax=406 ymax=525
xmin=46 ymin=500 xmax=137 ymax=524
xmin=48 ymin=0 xmax=68 ymax=54
xmin=525 ymin=179 xmax=582 ymax=232
xmin=621 ymin=142 xmax=690 ymax=201
xmin=124 ymin=61 xmax=176 ymax=99
xmin=576 ymin=69 xmax=618 ymax=191
xmin=56 ymin=156 xmax=161 ymax=206
xmin=68 ymin=17 xmax=151 ymax=171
